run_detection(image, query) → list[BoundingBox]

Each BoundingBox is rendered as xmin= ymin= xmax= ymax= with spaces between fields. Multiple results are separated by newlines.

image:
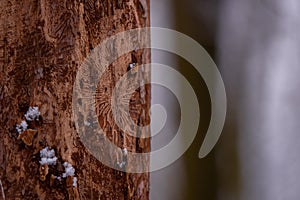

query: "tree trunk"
xmin=0 ymin=0 xmax=150 ymax=199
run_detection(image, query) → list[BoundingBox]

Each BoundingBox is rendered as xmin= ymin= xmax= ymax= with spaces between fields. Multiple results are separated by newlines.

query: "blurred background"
xmin=150 ymin=0 xmax=300 ymax=199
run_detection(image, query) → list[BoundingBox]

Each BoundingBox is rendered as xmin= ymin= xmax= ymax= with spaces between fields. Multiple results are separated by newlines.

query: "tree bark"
xmin=0 ymin=0 xmax=150 ymax=199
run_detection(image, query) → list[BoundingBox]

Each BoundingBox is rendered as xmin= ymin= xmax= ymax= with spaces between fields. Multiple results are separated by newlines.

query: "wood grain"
xmin=0 ymin=0 xmax=150 ymax=199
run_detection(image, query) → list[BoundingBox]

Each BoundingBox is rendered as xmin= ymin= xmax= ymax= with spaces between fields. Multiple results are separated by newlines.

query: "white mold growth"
xmin=35 ymin=67 xmax=43 ymax=79
xmin=39 ymin=147 xmax=57 ymax=165
xmin=24 ymin=107 xmax=40 ymax=121
xmin=73 ymin=177 xmax=77 ymax=187
xmin=62 ymin=162 xmax=75 ymax=178
xmin=16 ymin=120 xmax=28 ymax=133
xmin=123 ymin=148 xmax=128 ymax=155
xmin=129 ymin=63 xmax=136 ymax=69
xmin=63 ymin=162 xmax=77 ymax=187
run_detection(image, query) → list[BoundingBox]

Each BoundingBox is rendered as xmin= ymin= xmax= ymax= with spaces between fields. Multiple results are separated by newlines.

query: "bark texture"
xmin=0 ymin=0 xmax=150 ymax=199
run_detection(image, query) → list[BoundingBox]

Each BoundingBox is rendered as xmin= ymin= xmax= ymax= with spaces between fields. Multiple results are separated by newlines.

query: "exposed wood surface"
xmin=0 ymin=0 xmax=150 ymax=199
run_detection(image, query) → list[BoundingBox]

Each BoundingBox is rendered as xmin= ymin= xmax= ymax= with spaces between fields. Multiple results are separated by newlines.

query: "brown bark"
xmin=0 ymin=0 xmax=150 ymax=199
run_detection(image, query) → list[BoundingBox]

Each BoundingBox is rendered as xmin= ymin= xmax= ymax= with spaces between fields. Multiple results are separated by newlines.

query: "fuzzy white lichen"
xmin=24 ymin=106 xmax=40 ymax=121
xmin=62 ymin=162 xmax=75 ymax=178
xmin=117 ymin=161 xmax=126 ymax=168
xmin=129 ymin=63 xmax=136 ymax=69
xmin=35 ymin=67 xmax=43 ymax=79
xmin=123 ymin=148 xmax=128 ymax=155
xmin=39 ymin=147 xmax=57 ymax=165
xmin=16 ymin=120 xmax=28 ymax=133
xmin=84 ymin=121 xmax=91 ymax=126
xmin=63 ymin=162 xmax=77 ymax=187
xmin=117 ymin=148 xmax=128 ymax=168
xmin=73 ymin=177 xmax=77 ymax=187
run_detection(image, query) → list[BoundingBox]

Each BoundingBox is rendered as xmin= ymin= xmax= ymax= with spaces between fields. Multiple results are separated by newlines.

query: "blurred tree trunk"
xmin=218 ymin=0 xmax=300 ymax=199
xmin=0 ymin=0 xmax=150 ymax=199
xmin=173 ymin=0 xmax=219 ymax=199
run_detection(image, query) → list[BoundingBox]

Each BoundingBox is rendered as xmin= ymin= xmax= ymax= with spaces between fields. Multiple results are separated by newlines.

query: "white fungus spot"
xmin=73 ymin=177 xmax=77 ymax=187
xmin=117 ymin=148 xmax=128 ymax=168
xmin=129 ymin=63 xmax=136 ymax=69
xmin=35 ymin=67 xmax=43 ymax=79
xmin=25 ymin=107 xmax=40 ymax=121
xmin=84 ymin=121 xmax=91 ymax=126
xmin=123 ymin=148 xmax=128 ymax=155
xmin=62 ymin=162 xmax=75 ymax=178
xmin=39 ymin=147 xmax=57 ymax=165
xmin=117 ymin=161 xmax=126 ymax=168
xmin=16 ymin=120 xmax=28 ymax=133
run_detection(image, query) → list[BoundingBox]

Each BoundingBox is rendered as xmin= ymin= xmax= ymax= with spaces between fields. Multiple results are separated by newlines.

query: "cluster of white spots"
xmin=73 ymin=177 xmax=77 ymax=187
xmin=16 ymin=106 xmax=40 ymax=134
xmin=129 ymin=63 xmax=136 ymax=69
xmin=117 ymin=148 xmax=128 ymax=168
xmin=16 ymin=120 xmax=28 ymax=133
xmin=117 ymin=161 xmax=126 ymax=168
xmin=35 ymin=67 xmax=43 ymax=79
xmin=123 ymin=148 xmax=128 ymax=155
xmin=55 ymin=176 xmax=62 ymax=181
xmin=39 ymin=147 xmax=57 ymax=165
xmin=63 ymin=162 xmax=75 ymax=177
xmin=25 ymin=107 xmax=40 ymax=121
xmin=63 ymin=162 xmax=77 ymax=187
xmin=84 ymin=121 xmax=91 ymax=126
